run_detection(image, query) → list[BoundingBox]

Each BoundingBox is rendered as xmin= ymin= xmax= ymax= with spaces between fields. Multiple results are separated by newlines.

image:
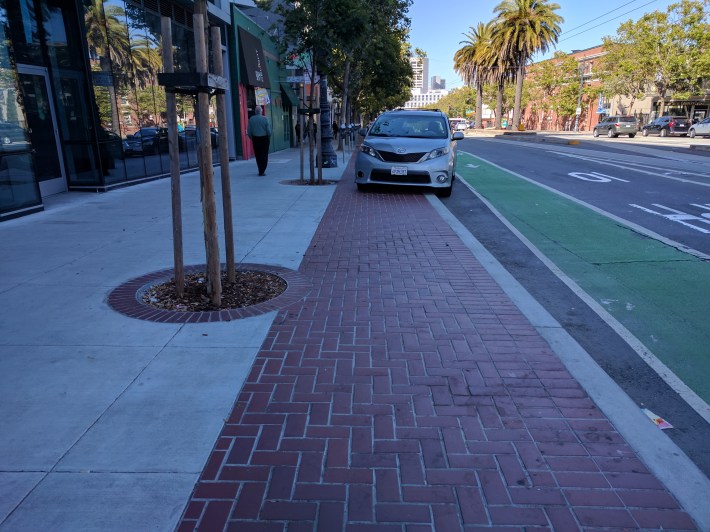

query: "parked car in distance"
xmin=592 ymin=116 xmax=638 ymax=138
xmin=449 ymin=118 xmax=467 ymax=132
xmin=355 ymin=109 xmax=464 ymax=198
xmin=0 ymin=121 xmax=28 ymax=149
xmin=182 ymin=125 xmax=218 ymax=147
xmin=98 ymin=127 xmax=125 ymax=167
xmin=689 ymin=117 xmax=710 ymax=138
xmin=123 ymin=127 xmax=162 ymax=156
xmin=642 ymin=116 xmax=691 ymax=137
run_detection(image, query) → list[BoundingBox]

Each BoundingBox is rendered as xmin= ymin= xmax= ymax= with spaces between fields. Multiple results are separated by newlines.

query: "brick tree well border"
xmin=107 ymin=263 xmax=311 ymax=323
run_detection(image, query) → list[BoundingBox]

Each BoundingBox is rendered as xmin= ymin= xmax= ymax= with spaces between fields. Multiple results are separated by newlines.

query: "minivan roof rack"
xmin=390 ymin=108 xmax=442 ymax=112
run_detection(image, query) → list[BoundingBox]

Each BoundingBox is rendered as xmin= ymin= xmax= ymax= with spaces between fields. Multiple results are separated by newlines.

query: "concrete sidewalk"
xmin=1 ymin=146 xmax=709 ymax=531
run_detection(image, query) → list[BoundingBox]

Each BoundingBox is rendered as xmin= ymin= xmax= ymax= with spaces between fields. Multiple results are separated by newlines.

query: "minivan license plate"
xmin=391 ymin=166 xmax=407 ymax=176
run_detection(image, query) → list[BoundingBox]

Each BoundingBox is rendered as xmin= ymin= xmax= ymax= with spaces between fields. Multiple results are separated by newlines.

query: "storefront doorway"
xmin=16 ymin=65 xmax=66 ymax=197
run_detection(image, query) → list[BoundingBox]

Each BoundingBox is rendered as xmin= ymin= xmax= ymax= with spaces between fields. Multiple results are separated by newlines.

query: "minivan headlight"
xmin=422 ymin=146 xmax=450 ymax=161
xmin=360 ymin=144 xmax=382 ymax=160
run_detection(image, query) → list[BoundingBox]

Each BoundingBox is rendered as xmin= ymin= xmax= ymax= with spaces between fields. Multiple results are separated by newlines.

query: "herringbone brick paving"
xmin=178 ymin=172 xmax=696 ymax=531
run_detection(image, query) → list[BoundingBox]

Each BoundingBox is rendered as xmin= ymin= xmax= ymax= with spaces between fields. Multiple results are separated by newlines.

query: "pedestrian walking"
xmin=247 ymin=105 xmax=272 ymax=176
xmin=294 ymin=122 xmax=301 ymax=145
xmin=332 ymin=121 xmax=339 ymax=140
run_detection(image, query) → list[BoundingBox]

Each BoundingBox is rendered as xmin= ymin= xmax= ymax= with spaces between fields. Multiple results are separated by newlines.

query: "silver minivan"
xmin=355 ymin=109 xmax=464 ymax=198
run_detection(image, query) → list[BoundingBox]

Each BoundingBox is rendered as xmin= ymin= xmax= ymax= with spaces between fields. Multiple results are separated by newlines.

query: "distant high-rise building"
xmin=403 ymin=88 xmax=449 ymax=109
xmin=431 ymin=76 xmax=446 ymax=90
xmin=409 ymin=56 xmax=429 ymax=93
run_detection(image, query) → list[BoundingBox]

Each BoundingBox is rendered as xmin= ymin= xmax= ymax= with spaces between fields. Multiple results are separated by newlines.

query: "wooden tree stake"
xmin=194 ymin=3 xmax=221 ymax=306
xmin=212 ymin=26 xmax=235 ymax=284
xmin=161 ymin=16 xmax=184 ymax=297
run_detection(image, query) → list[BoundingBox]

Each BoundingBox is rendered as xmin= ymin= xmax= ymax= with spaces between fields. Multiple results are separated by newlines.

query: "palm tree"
xmin=493 ymin=0 xmax=563 ymax=129
xmin=479 ymin=23 xmax=515 ymax=129
xmin=84 ymin=1 xmax=131 ymax=133
xmin=454 ymin=22 xmax=494 ymax=129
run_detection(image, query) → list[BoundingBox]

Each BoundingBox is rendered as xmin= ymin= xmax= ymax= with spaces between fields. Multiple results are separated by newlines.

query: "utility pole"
xmin=574 ymin=57 xmax=586 ymax=132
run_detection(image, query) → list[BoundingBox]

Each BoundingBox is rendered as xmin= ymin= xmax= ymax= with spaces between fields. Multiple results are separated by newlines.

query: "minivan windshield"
xmin=369 ymin=115 xmax=449 ymax=139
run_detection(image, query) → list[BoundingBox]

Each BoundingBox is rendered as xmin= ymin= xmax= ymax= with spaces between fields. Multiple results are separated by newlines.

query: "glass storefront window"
xmin=4 ymin=0 xmax=43 ymax=65
xmin=38 ymin=0 xmax=97 ymax=186
xmin=0 ymin=0 xmax=41 ymax=216
xmin=86 ymin=0 xmax=132 ymax=184
xmin=43 ymin=0 xmax=81 ymax=70
xmin=83 ymin=0 xmax=205 ymax=186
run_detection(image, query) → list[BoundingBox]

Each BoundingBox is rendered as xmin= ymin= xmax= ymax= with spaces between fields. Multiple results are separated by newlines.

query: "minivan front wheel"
xmin=435 ymin=184 xmax=453 ymax=198
xmin=690 ymin=129 xmax=696 ymax=138
xmin=642 ymin=129 xmax=649 ymax=137
xmin=593 ymin=129 xmax=599 ymax=138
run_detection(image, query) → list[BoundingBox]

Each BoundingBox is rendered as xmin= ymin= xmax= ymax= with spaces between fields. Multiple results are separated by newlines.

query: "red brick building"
xmin=522 ymin=45 xmax=605 ymax=132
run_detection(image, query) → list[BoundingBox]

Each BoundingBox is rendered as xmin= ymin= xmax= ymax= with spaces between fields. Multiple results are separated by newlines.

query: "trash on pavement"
xmin=641 ymin=408 xmax=673 ymax=429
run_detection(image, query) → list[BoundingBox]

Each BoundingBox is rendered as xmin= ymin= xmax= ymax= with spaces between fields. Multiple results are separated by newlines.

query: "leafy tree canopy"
xmin=600 ymin=0 xmax=709 ymax=113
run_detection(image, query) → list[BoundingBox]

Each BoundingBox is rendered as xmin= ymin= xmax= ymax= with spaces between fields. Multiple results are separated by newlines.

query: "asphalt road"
xmin=441 ymin=137 xmax=710 ymax=477
xmin=461 ymin=136 xmax=710 ymax=256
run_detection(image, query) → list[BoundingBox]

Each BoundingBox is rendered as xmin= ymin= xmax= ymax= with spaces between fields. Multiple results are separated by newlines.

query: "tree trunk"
xmin=495 ymin=81 xmax=503 ymax=129
xmin=475 ymin=80 xmax=483 ymax=129
xmin=658 ymin=92 xmax=666 ymax=117
xmin=512 ymin=59 xmax=525 ymax=130
xmin=100 ymin=57 xmax=121 ymax=134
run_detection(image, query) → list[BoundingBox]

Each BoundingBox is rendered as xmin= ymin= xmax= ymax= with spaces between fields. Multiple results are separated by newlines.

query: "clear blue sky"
xmin=408 ymin=0 xmax=679 ymax=90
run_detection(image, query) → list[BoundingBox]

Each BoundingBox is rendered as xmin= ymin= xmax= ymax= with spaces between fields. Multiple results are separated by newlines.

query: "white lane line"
xmin=459 ymin=150 xmax=710 ymax=260
xmin=629 ymin=204 xmax=710 ymax=234
xmin=548 ymin=151 xmax=710 ymax=186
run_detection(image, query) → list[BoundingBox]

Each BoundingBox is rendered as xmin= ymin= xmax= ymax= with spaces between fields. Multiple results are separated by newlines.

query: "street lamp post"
xmin=319 ymin=77 xmax=337 ymax=168
xmin=574 ymin=57 xmax=586 ymax=132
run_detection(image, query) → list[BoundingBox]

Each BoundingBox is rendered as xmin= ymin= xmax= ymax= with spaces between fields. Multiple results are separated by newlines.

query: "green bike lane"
xmin=455 ymin=150 xmax=710 ymax=409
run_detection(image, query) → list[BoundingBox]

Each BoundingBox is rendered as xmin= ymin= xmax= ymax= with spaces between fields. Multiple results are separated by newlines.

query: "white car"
xmin=689 ymin=117 xmax=710 ymax=138
xmin=355 ymin=109 xmax=464 ymax=198
xmin=449 ymin=118 xmax=468 ymax=132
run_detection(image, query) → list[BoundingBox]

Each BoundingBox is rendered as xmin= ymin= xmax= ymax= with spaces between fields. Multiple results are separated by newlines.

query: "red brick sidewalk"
xmin=178 ymin=175 xmax=696 ymax=531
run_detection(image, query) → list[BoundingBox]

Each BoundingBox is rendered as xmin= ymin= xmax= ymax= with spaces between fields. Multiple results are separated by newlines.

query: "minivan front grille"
xmin=378 ymin=151 xmax=426 ymax=163
xmin=371 ymin=170 xmax=430 ymax=184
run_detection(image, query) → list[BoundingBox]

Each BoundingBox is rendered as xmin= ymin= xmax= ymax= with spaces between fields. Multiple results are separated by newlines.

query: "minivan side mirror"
xmin=358 ymin=127 xmax=367 ymax=136
xmin=452 ymin=131 xmax=464 ymax=140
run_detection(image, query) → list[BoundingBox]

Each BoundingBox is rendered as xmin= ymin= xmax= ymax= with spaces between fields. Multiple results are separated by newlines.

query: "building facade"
xmin=229 ymin=3 xmax=298 ymax=160
xmin=431 ymin=75 xmax=445 ymax=90
xmin=403 ymin=88 xmax=448 ymax=109
xmin=522 ymin=44 xmax=710 ymax=131
xmin=0 ymin=0 xmax=302 ymax=223
xmin=0 ymin=0 xmax=237 ymax=221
